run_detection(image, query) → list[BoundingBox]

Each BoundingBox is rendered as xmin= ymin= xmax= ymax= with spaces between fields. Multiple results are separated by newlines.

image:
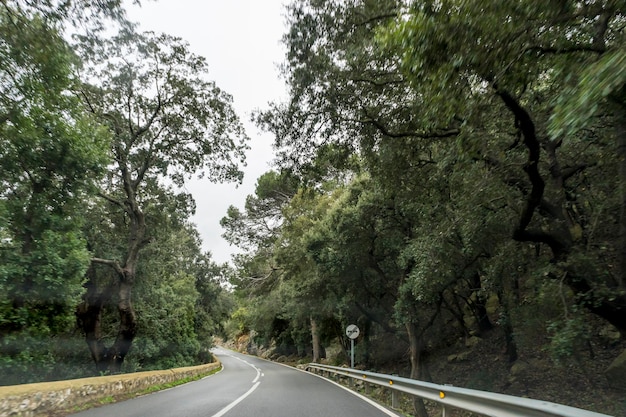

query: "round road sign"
xmin=346 ymin=324 xmax=360 ymax=339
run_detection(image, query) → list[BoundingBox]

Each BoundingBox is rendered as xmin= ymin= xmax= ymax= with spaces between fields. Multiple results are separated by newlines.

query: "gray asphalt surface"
xmin=68 ymin=347 xmax=400 ymax=417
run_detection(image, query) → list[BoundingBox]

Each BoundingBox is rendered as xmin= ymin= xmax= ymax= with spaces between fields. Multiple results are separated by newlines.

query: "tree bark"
xmin=311 ymin=317 xmax=321 ymax=363
xmin=406 ymin=322 xmax=429 ymax=417
xmin=109 ymin=276 xmax=137 ymax=372
xmin=497 ymin=86 xmax=626 ymax=336
xmin=469 ymin=272 xmax=493 ymax=333
xmin=76 ymin=286 xmax=107 ymax=372
xmin=76 ymin=267 xmax=113 ymax=373
xmin=77 ymin=266 xmax=138 ymax=373
xmin=615 ymin=99 xmax=626 ymax=289
xmin=78 ymin=165 xmax=145 ymax=373
xmin=358 ymin=317 xmax=371 ymax=365
xmin=496 ymin=285 xmax=518 ymax=363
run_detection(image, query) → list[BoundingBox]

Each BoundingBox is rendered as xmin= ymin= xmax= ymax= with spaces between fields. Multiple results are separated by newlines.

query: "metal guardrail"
xmin=305 ymin=363 xmax=614 ymax=417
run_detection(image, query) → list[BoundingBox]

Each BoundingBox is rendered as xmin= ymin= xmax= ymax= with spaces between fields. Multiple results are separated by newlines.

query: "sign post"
xmin=345 ymin=324 xmax=360 ymax=368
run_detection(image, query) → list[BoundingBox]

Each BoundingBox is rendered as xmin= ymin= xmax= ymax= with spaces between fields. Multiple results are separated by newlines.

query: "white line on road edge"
xmin=295 ymin=367 xmax=401 ymax=417
xmin=211 ymin=381 xmax=261 ymax=417
xmin=213 ymin=348 xmax=398 ymax=417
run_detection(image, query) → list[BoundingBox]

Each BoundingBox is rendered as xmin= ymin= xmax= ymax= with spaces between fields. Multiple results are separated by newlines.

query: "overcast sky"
xmin=125 ymin=0 xmax=288 ymax=264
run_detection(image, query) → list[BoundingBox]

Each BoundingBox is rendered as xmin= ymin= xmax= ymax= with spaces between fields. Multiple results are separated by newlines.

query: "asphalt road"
xmin=69 ymin=347 xmax=400 ymax=417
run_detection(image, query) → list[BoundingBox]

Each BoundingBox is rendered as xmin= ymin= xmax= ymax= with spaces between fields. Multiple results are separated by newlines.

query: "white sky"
xmin=125 ymin=0 xmax=288 ymax=264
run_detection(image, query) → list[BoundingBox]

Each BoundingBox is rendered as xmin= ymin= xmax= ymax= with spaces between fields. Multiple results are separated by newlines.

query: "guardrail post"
xmin=391 ymin=390 xmax=400 ymax=409
xmin=442 ymin=405 xmax=450 ymax=417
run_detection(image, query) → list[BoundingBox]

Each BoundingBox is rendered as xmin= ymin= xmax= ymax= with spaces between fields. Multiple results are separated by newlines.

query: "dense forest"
xmin=222 ymin=1 xmax=626 ymax=416
xmin=1 ymin=0 xmax=626 ymax=416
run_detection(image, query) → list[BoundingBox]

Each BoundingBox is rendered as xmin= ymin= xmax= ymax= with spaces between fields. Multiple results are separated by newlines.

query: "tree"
xmin=255 ymin=0 xmax=435 ymax=178
xmin=304 ymin=178 xmax=403 ymax=353
xmin=380 ymin=0 xmax=626 ymax=335
xmin=221 ymin=170 xmax=299 ymax=252
xmin=193 ymin=259 xmax=235 ymax=350
xmin=0 ymin=5 xmax=110 ymax=384
xmin=255 ymin=5 xmax=497 ymax=405
xmin=2 ymin=0 xmax=132 ymax=28
xmin=74 ymin=28 xmax=248 ymax=372
xmin=252 ymin=4 xmax=626 ymax=414
xmin=221 ymin=170 xmax=300 ymax=299
xmin=273 ymin=186 xmax=340 ymax=359
xmin=132 ymin=223 xmax=219 ymax=370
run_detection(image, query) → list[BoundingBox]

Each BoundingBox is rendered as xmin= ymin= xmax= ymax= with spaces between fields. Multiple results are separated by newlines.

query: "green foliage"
xmin=235 ymin=3 xmax=626 ymax=396
xmin=547 ymin=311 xmax=593 ymax=364
xmin=76 ymin=28 xmax=249 ymax=187
xmin=0 ymin=0 xmax=244 ymax=383
xmin=133 ymin=271 xmax=201 ymax=370
xmin=230 ymin=307 xmax=251 ymax=335
xmin=0 ymin=330 xmax=94 ymax=386
xmin=71 ymin=18 xmax=249 ymax=373
xmin=127 ymin=222 xmax=231 ymax=370
xmin=551 ymin=49 xmax=626 ymax=139
xmin=0 ymin=5 xmax=110 ymax=383
xmin=194 ymin=263 xmax=235 ymax=343
xmin=4 ymin=0 xmax=132 ymax=33
xmin=221 ymin=170 xmax=299 ymax=251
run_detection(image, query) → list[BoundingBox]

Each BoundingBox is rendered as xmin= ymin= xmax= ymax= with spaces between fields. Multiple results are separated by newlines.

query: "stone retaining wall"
xmin=0 ymin=362 xmax=221 ymax=417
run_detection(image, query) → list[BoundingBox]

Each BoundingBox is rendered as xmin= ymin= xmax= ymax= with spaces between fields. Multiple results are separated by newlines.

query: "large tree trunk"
xmin=358 ymin=317 xmax=371 ymax=365
xmin=469 ymin=272 xmax=493 ymax=333
xmin=52 ymin=150 xmax=143 ymax=374
xmin=109 ymin=276 xmax=137 ymax=372
xmin=311 ymin=317 xmax=321 ymax=363
xmin=78 ymin=185 xmax=144 ymax=373
xmin=497 ymin=87 xmax=626 ymax=336
xmin=406 ymin=322 xmax=430 ymax=417
xmin=76 ymin=276 xmax=110 ymax=373
xmin=77 ymin=267 xmax=138 ymax=373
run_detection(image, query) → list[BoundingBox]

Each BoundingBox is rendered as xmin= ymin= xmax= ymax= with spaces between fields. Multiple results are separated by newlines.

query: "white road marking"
xmin=290 ymin=366 xmax=401 ymax=417
xmin=214 ymin=349 xmax=399 ymax=417
xmin=210 ymin=381 xmax=260 ymax=417
xmin=252 ymin=367 xmax=261 ymax=383
xmin=210 ymin=350 xmax=263 ymax=417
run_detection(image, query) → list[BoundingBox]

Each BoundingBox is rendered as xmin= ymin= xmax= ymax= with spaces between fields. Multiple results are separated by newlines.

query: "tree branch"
xmin=363 ymin=109 xmax=459 ymax=139
xmin=350 ymin=76 xmax=405 ymax=87
xmin=92 ymin=257 xmax=124 ymax=276
xmin=526 ymin=44 xmax=606 ymax=56
xmin=496 ymin=87 xmax=544 ymax=235
xmin=562 ymin=163 xmax=594 ymax=181
xmin=133 ymin=137 xmax=156 ymax=189
xmin=97 ymin=191 xmax=126 ymax=211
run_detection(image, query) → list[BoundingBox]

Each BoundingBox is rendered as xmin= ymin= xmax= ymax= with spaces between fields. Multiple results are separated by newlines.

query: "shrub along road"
xmin=69 ymin=347 xmax=399 ymax=417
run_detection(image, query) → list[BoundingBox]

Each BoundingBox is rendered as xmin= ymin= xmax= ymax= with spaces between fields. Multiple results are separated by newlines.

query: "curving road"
xmin=69 ymin=347 xmax=400 ymax=417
